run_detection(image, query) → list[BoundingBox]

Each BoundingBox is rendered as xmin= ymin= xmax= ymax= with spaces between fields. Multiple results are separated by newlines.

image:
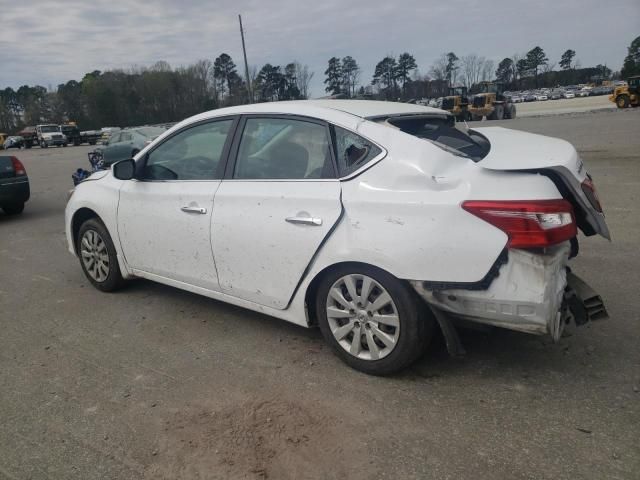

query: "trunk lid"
xmin=474 ymin=127 xmax=610 ymax=240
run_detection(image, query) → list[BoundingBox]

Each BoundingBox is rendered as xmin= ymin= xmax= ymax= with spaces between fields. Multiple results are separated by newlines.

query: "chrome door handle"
xmin=285 ymin=216 xmax=322 ymax=226
xmin=181 ymin=206 xmax=207 ymax=214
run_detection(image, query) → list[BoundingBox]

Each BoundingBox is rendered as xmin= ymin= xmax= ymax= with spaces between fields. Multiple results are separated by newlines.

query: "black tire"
xmin=509 ymin=105 xmax=517 ymax=119
xmin=2 ymin=203 xmax=24 ymax=215
xmin=41 ymin=142 xmax=48 ymax=148
xmin=470 ymin=114 xmax=483 ymax=121
xmin=488 ymin=105 xmax=503 ymax=120
xmin=77 ymin=218 xmax=126 ymax=292
xmin=616 ymin=95 xmax=630 ymax=108
xmin=316 ymin=264 xmax=435 ymax=375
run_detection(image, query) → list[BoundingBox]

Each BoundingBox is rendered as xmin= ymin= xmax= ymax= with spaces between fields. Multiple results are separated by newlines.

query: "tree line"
xmin=1 ymin=36 xmax=637 ymax=133
xmin=0 ymin=54 xmax=314 ymax=132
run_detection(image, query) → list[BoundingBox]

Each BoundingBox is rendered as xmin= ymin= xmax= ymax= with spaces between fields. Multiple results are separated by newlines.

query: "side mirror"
xmin=113 ymin=158 xmax=135 ymax=180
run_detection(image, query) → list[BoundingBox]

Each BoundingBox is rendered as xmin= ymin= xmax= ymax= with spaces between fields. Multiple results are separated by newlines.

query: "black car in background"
xmin=0 ymin=155 xmax=30 ymax=215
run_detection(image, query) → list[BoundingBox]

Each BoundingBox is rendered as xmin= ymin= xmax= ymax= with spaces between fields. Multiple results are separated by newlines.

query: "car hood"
xmin=474 ymin=127 xmax=610 ymax=240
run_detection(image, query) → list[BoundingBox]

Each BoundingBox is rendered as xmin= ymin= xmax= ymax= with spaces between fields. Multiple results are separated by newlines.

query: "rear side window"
xmin=331 ymin=126 xmax=382 ymax=177
xmin=234 ymin=118 xmax=334 ymax=180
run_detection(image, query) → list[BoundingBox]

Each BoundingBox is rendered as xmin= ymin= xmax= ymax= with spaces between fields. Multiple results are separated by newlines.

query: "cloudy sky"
xmin=0 ymin=0 xmax=638 ymax=96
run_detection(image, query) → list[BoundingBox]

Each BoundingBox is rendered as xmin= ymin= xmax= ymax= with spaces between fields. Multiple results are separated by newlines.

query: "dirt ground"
xmin=0 ymin=108 xmax=639 ymax=480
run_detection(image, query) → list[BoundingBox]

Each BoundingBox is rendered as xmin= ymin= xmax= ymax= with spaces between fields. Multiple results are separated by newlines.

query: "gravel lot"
xmin=515 ymin=95 xmax=616 ymax=117
xmin=1 ymin=108 xmax=638 ymax=480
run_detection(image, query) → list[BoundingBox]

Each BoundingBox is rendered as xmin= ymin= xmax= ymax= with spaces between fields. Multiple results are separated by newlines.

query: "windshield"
xmin=40 ymin=125 xmax=60 ymax=133
xmin=376 ymin=115 xmax=491 ymax=161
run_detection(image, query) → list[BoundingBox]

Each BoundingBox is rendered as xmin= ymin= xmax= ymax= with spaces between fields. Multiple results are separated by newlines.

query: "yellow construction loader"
xmin=610 ymin=76 xmax=639 ymax=108
xmin=468 ymin=82 xmax=516 ymax=121
xmin=441 ymin=87 xmax=471 ymax=121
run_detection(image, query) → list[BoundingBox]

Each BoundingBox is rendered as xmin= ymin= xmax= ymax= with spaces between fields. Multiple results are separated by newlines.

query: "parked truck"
xmin=60 ymin=124 xmax=100 ymax=146
xmin=16 ymin=126 xmax=38 ymax=148
xmin=36 ymin=124 xmax=67 ymax=148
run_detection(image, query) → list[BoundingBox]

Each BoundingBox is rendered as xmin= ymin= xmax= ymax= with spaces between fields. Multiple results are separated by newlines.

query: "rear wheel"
xmin=316 ymin=265 xmax=434 ymax=375
xmin=488 ymin=105 xmax=504 ymax=120
xmin=77 ymin=218 xmax=125 ymax=292
xmin=2 ymin=203 xmax=24 ymax=215
xmin=616 ymin=95 xmax=630 ymax=108
xmin=471 ymin=113 xmax=483 ymax=121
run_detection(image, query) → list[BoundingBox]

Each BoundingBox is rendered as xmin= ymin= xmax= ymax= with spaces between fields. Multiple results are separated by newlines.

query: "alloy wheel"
xmin=325 ymin=274 xmax=400 ymax=361
xmin=80 ymin=229 xmax=110 ymax=282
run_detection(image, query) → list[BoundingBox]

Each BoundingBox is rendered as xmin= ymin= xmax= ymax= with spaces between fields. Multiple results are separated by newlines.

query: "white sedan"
xmin=65 ymin=100 xmax=609 ymax=375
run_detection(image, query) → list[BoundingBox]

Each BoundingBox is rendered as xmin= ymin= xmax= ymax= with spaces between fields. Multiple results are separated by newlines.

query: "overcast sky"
xmin=0 ymin=0 xmax=638 ymax=96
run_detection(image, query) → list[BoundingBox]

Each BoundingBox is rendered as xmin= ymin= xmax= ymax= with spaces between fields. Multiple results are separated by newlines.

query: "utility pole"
xmin=238 ymin=14 xmax=253 ymax=102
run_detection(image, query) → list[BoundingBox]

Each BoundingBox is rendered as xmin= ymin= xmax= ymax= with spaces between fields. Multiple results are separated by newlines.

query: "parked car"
xmin=549 ymin=90 xmax=564 ymax=100
xmin=93 ymin=126 xmax=167 ymax=166
xmin=2 ymin=136 xmax=25 ymax=149
xmin=563 ymin=91 xmax=576 ymax=99
xmin=0 ymin=155 xmax=30 ymax=214
xmin=575 ymin=90 xmax=590 ymax=97
xmin=65 ymin=100 xmax=609 ymax=375
xmin=535 ymin=93 xmax=548 ymax=101
xmin=524 ymin=93 xmax=537 ymax=102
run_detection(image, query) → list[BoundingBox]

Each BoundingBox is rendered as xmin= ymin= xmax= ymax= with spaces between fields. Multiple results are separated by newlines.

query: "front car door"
xmin=212 ymin=115 xmax=342 ymax=309
xmin=117 ymin=117 xmax=237 ymax=290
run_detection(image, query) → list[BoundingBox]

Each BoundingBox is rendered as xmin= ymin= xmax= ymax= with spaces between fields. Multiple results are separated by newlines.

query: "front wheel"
xmin=617 ymin=95 xmax=630 ymax=108
xmin=77 ymin=218 xmax=126 ymax=292
xmin=316 ymin=265 xmax=434 ymax=375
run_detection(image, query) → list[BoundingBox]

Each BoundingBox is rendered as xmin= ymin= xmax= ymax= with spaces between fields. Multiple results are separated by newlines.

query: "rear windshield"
xmin=376 ymin=115 xmax=490 ymax=161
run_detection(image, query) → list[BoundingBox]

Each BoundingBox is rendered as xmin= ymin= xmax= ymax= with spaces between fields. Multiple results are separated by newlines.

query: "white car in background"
xmin=65 ymin=100 xmax=609 ymax=375
xmin=563 ymin=91 xmax=576 ymax=99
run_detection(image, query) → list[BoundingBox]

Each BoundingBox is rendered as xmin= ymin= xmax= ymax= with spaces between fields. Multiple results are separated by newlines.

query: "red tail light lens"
xmin=10 ymin=156 xmax=26 ymax=176
xmin=462 ymin=199 xmax=577 ymax=249
xmin=581 ymin=176 xmax=602 ymax=213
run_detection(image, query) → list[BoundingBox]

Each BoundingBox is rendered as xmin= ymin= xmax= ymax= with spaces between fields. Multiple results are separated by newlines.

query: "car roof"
xmin=194 ymin=99 xmax=446 ymax=121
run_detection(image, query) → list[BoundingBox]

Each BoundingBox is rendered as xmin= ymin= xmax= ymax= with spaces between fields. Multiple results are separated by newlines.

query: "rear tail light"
xmin=462 ymin=199 xmax=577 ymax=249
xmin=10 ymin=156 xmax=26 ymax=176
xmin=581 ymin=176 xmax=602 ymax=213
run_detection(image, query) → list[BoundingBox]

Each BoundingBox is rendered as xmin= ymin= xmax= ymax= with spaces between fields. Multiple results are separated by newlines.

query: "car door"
xmin=117 ymin=117 xmax=237 ymax=290
xmin=212 ymin=115 xmax=342 ymax=309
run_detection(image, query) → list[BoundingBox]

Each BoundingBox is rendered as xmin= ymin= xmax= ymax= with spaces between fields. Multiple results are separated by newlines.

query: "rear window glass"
xmin=331 ymin=126 xmax=382 ymax=177
xmin=379 ymin=115 xmax=490 ymax=161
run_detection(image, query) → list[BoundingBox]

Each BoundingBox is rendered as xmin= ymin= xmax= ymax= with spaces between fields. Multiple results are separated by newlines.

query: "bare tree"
xmin=429 ymin=54 xmax=448 ymax=81
xmin=294 ymin=61 xmax=314 ymax=99
xmin=481 ymin=59 xmax=495 ymax=82
xmin=461 ymin=54 xmax=482 ymax=88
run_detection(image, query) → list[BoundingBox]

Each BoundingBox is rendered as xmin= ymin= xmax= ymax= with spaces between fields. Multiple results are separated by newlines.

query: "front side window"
xmin=234 ymin=118 xmax=333 ymax=179
xmin=331 ymin=126 xmax=382 ymax=177
xmin=141 ymin=120 xmax=232 ymax=180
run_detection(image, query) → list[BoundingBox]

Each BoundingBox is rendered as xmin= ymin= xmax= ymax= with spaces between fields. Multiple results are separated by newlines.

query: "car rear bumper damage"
xmin=410 ymin=242 xmax=608 ymax=343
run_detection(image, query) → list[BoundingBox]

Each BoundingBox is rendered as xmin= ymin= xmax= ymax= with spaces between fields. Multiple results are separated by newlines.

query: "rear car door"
xmin=212 ymin=115 xmax=342 ymax=309
xmin=117 ymin=117 xmax=236 ymax=290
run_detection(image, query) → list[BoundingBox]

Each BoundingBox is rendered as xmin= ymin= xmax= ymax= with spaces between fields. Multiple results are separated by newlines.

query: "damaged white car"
xmin=65 ymin=100 xmax=609 ymax=375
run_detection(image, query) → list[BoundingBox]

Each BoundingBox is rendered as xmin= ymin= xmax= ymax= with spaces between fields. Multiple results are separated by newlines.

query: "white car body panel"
xmin=117 ymin=180 xmax=221 ymax=290
xmin=212 ymin=180 xmax=342 ymax=309
xmin=64 ymin=100 xmax=608 ymax=339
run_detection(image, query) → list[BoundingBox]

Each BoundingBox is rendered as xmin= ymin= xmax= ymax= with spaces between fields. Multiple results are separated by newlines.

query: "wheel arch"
xmin=304 ymin=261 xmax=412 ymax=327
xmin=71 ymin=207 xmax=101 ymax=254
